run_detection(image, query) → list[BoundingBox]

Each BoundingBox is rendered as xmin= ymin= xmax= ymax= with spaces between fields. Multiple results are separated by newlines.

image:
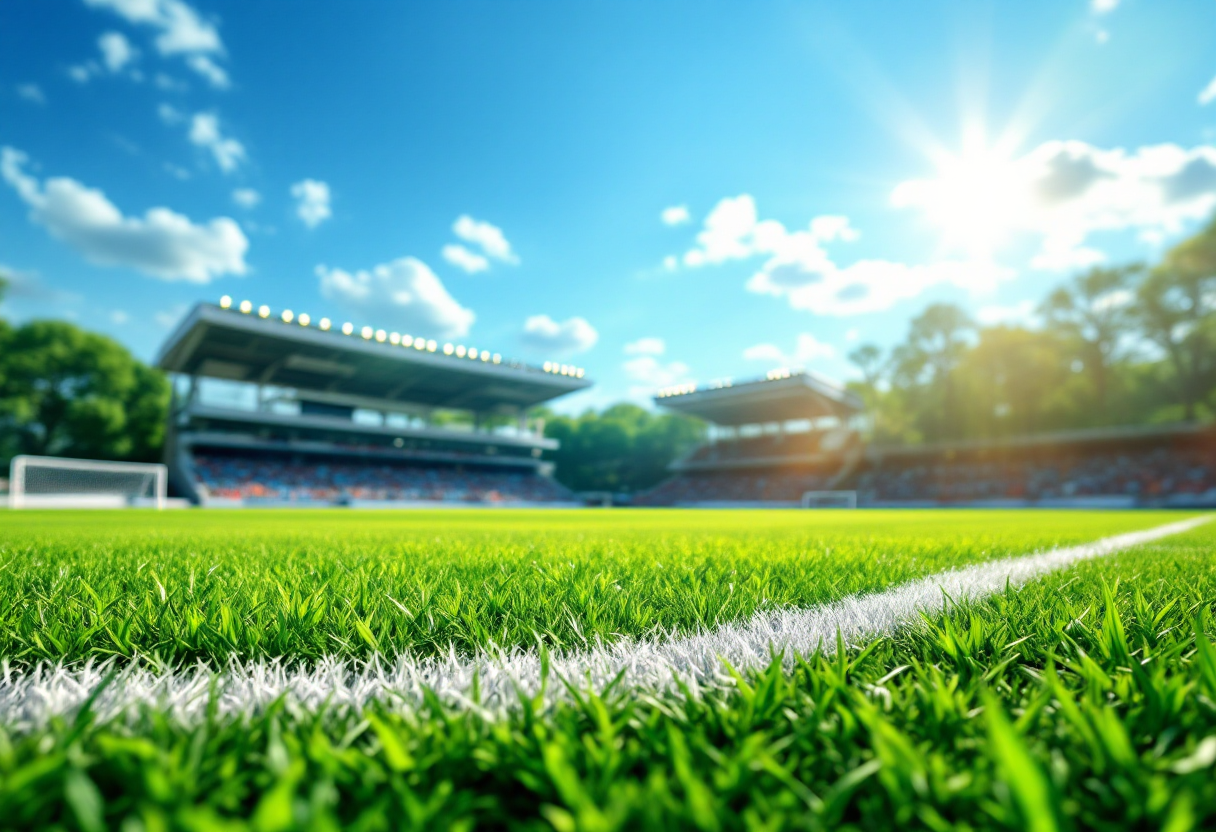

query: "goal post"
xmin=801 ymin=489 xmax=858 ymax=509
xmin=8 ymin=455 xmax=168 ymax=509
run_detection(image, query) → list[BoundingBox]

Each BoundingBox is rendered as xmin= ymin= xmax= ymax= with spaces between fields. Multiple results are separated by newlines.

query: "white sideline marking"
xmin=0 ymin=516 xmax=1208 ymax=728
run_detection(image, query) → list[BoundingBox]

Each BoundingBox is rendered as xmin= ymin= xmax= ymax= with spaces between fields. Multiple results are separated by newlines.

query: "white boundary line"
xmin=0 ymin=516 xmax=1208 ymax=729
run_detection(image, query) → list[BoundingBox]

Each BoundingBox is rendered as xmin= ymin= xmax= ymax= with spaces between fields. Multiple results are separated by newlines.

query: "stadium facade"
xmin=646 ymin=369 xmax=1216 ymax=509
xmin=155 ymin=299 xmax=591 ymax=506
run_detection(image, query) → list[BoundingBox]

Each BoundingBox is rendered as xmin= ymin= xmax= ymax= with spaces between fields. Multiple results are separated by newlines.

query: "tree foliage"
xmin=542 ymin=403 xmax=705 ymax=493
xmin=0 ymin=319 xmax=169 ymax=466
xmin=852 ymin=217 xmax=1216 ymax=443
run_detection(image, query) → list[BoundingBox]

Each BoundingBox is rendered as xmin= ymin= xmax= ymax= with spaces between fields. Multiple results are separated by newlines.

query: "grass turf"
xmin=0 ymin=512 xmax=1213 ymax=830
xmin=0 ymin=508 xmax=1192 ymax=664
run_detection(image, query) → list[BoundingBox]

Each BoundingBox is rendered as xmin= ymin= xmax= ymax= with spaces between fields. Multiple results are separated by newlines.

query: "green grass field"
xmin=2 ymin=509 xmax=1215 ymax=830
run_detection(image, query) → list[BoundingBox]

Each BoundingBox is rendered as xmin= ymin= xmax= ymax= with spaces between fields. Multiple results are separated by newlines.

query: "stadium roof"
xmin=653 ymin=370 xmax=863 ymax=426
xmin=155 ymin=301 xmax=592 ymax=412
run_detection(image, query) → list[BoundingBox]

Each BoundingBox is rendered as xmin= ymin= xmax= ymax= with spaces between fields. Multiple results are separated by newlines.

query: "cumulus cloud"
xmin=98 ymin=31 xmax=137 ymax=72
xmin=520 ymin=315 xmax=598 ymax=355
xmin=84 ymin=0 xmax=229 ymax=88
xmin=893 ymin=140 xmax=1216 ymax=272
xmin=1200 ymin=76 xmax=1216 ymax=106
xmin=231 ymin=188 xmax=260 ymax=208
xmin=661 ymin=205 xmax=690 ymax=226
xmin=681 ymin=194 xmax=996 ymax=316
xmin=442 ymin=244 xmax=490 ymax=274
xmin=189 ymin=112 xmax=245 ymax=173
xmin=1 ymin=146 xmax=248 ymax=283
xmin=291 ymin=179 xmax=331 ymax=228
xmin=743 ymin=333 xmax=836 ymax=368
xmin=623 ymin=355 xmax=693 ymax=399
xmin=624 ymin=337 xmax=666 ymax=355
xmin=16 ymin=84 xmax=45 ymax=105
xmin=453 ymin=215 xmax=518 ymax=264
xmin=317 ymin=257 xmax=474 ymax=339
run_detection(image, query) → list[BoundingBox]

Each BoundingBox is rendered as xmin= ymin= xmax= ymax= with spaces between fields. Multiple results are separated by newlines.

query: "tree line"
xmin=847 ymin=215 xmax=1216 ymax=445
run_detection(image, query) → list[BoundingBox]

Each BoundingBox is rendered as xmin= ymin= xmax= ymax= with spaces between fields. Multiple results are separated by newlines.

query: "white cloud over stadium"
xmin=520 ymin=314 xmax=598 ymax=354
xmin=0 ymin=146 xmax=248 ymax=283
xmin=317 ymin=256 xmax=475 ymax=339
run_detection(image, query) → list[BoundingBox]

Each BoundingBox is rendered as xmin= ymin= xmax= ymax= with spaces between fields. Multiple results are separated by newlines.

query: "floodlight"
xmin=413 ymin=339 xmax=425 ymax=350
xmin=342 ymin=322 xmax=354 ymax=335
xmin=480 ymin=351 xmax=489 ymax=362
xmin=258 ymin=305 xmax=270 ymax=318
xmin=426 ymin=340 xmax=437 ymax=351
xmin=543 ymin=361 xmax=552 ymax=372
xmin=493 ymin=354 xmax=501 ymax=363
xmin=319 ymin=318 xmax=331 ymax=330
xmin=361 ymin=326 xmax=373 ymax=339
xmin=239 ymin=300 xmax=253 ymax=313
xmin=455 ymin=345 xmax=466 ymax=357
xmin=281 ymin=309 xmax=294 ymax=323
xmin=403 ymin=335 xmax=413 ymax=347
xmin=443 ymin=343 xmax=455 ymax=355
xmin=219 ymin=295 xmax=232 ymax=309
xmin=298 ymin=313 xmax=311 ymax=326
xmin=389 ymin=332 xmax=400 ymax=345
xmin=375 ymin=329 xmax=387 ymax=342
xmin=576 ymin=368 xmax=585 ymax=378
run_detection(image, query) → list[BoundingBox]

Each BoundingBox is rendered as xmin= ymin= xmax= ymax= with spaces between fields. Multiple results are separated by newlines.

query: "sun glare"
xmin=919 ymin=147 xmax=1027 ymax=258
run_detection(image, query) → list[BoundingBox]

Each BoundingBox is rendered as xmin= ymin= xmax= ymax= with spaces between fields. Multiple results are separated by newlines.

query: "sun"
xmin=894 ymin=138 xmax=1029 ymax=261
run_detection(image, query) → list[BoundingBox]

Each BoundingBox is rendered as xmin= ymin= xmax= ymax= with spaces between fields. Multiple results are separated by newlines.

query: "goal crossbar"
xmin=8 ymin=455 xmax=168 ymax=510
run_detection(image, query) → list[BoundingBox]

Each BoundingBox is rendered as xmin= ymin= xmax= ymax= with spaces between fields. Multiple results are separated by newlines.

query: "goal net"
xmin=801 ymin=490 xmax=858 ymax=509
xmin=8 ymin=455 xmax=167 ymax=509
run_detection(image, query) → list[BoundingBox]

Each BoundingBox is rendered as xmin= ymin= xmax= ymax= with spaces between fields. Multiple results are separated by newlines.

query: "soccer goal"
xmin=801 ymin=490 xmax=858 ymax=509
xmin=8 ymin=455 xmax=168 ymax=509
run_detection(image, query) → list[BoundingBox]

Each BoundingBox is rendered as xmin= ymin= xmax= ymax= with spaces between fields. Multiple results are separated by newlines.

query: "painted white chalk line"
xmin=0 ymin=515 xmax=1207 ymax=729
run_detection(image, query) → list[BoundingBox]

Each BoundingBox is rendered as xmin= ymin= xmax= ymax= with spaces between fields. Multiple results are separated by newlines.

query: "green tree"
xmin=0 ymin=320 xmax=170 ymax=466
xmin=1040 ymin=265 xmax=1140 ymax=418
xmin=1135 ymin=216 xmax=1216 ymax=420
xmin=891 ymin=303 xmax=974 ymax=441
xmin=956 ymin=326 xmax=1070 ymax=439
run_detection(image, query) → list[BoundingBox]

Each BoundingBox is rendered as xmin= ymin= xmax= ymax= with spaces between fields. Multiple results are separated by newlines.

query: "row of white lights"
xmin=219 ymin=296 xmax=585 ymax=377
xmin=657 ymin=368 xmax=798 ymax=399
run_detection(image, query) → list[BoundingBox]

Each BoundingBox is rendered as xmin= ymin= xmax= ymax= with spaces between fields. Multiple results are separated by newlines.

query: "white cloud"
xmin=291 ymin=179 xmax=332 ymax=228
xmin=624 ymin=337 xmax=665 ymax=356
xmin=16 ymin=84 xmax=45 ymax=105
xmin=317 ymin=257 xmax=474 ymax=339
xmin=157 ymin=102 xmax=184 ymax=124
xmin=623 ymin=355 xmax=692 ymax=400
xmin=661 ymin=205 xmax=690 ymax=226
xmin=893 ymin=140 xmax=1216 ymax=272
xmin=98 ymin=31 xmax=137 ymax=73
xmin=68 ymin=63 xmax=98 ymax=83
xmin=743 ymin=333 xmax=836 ymax=368
xmin=188 ymin=112 xmax=245 ymax=173
xmin=110 ymin=309 xmax=130 ymax=325
xmin=662 ymin=255 xmax=678 ymax=271
xmin=85 ymin=0 xmax=230 ymax=88
xmin=453 ymin=215 xmax=517 ymax=264
xmin=1 ymin=146 xmax=248 ymax=283
xmin=521 ymin=315 xmax=598 ymax=355
xmin=976 ymin=300 xmax=1037 ymax=326
xmin=231 ymin=188 xmax=260 ymax=208
xmin=442 ymin=244 xmax=490 ymax=274
xmin=1200 ymin=76 xmax=1216 ymax=106
xmin=154 ymin=72 xmax=187 ymax=91
xmin=681 ymin=194 xmax=993 ymax=316
xmin=186 ymin=55 xmax=229 ymax=89
xmin=1091 ymin=0 xmax=1118 ymax=12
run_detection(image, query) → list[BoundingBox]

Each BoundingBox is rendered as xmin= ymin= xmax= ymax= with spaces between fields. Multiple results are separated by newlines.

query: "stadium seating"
xmin=192 ymin=454 xmax=576 ymax=505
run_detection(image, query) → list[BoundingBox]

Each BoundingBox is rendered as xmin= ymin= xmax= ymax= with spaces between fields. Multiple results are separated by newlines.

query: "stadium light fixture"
xmin=455 ymin=345 xmax=466 ymax=358
xmin=389 ymin=332 xmax=400 ymax=345
xmin=403 ymin=335 xmax=413 ymax=347
xmin=319 ymin=318 xmax=331 ymax=330
xmin=576 ymin=368 xmax=585 ymax=378
xmin=375 ymin=329 xmax=387 ymax=343
xmin=444 ymin=343 xmax=455 ymax=355
xmin=219 ymin=295 xmax=232 ymax=309
xmin=543 ymin=361 xmax=552 ymax=372
xmin=361 ymin=326 xmax=373 ymax=340
xmin=298 ymin=313 xmax=311 ymax=326
xmin=413 ymin=339 xmax=425 ymax=350
xmin=481 ymin=351 xmax=490 ymax=362
xmin=493 ymin=354 xmax=501 ymax=364
xmin=426 ymin=340 xmax=437 ymax=352
xmin=258 ymin=305 xmax=271 ymax=318
xmin=239 ymin=300 xmax=253 ymax=314
xmin=281 ymin=309 xmax=294 ymax=323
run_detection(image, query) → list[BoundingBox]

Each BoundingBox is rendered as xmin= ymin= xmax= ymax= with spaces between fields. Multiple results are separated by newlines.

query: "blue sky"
xmin=2 ymin=0 xmax=1215 ymax=412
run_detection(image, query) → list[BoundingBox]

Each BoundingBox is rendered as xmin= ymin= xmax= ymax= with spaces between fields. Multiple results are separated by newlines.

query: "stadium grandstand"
xmin=641 ymin=369 xmax=1216 ymax=509
xmin=155 ymin=297 xmax=591 ymax=506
